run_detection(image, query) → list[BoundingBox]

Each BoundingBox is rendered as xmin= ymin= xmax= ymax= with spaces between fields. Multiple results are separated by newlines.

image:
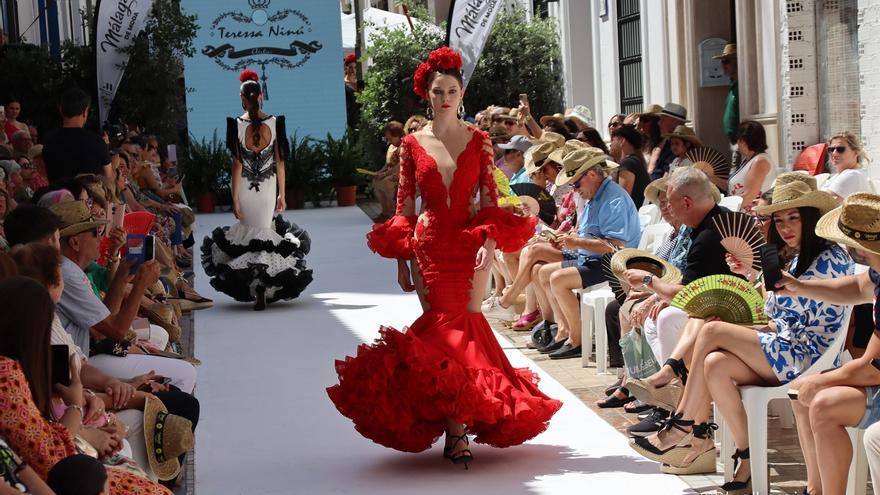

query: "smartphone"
xmin=51 ymin=345 xmax=70 ymax=386
xmin=111 ymin=204 xmax=125 ymax=231
xmin=167 ymin=144 xmax=177 ymax=162
xmin=787 ymin=388 xmax=799 ymax=400
xmin=144 ymin=234 xmax=155 ymax=262
xmin=760 ymin=244 xmax=783 ymax=291
xmin=157 ymin=376 xmax=172 ymax=386
xmin=519 ymin=93 xmax=529 ymax=105
xmin=126 ymin=234 xmax=155 ymax=274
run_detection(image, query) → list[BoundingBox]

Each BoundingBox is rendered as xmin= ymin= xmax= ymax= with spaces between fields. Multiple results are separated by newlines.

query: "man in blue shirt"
xmin=536 ymin=147 xmax=641 ymax=359
xmin=498 ymin=135 xmax=534 ymax=185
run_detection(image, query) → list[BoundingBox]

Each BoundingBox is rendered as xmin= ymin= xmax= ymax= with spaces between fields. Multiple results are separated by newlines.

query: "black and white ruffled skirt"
xmin=201 ymin=215 xmax=313 ymax=303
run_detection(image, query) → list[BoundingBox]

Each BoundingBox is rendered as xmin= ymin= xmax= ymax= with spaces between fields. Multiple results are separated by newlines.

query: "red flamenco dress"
xmin=327 ymin=127 xmax=562 ymax=452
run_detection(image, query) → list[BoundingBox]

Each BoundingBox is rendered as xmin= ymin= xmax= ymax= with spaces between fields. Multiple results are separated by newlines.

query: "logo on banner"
xmin=201 ymin=0 xmax=323 ymax=99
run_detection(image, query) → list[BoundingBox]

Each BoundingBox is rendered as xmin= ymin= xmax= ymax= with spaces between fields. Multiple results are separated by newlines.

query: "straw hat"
xmin=535 ymin=131 xmax=565 ymax=149
xmin=816 ymin=193 xmax=880 ymax=256
xmin=27 ymin=144 xmax=43 ymax=161
xmin=659 ymin=103 xmax=689 ymax=122
xmin=566 ymin=105 xmax=594 ymax=127
xmin=773 ymin=170 xmax=817 ymax=191
xmin=49 ymin=200 xmax=109 ymax=237
xmin=547 ymin=139 xmax=587 ymax=166
xmin=524 ymin=141 xmax=559 ymax=176
xmin=663 ymin=125 xmax=703 ymax=147
xmin=754 ymin=181 xmax=838 ymax=216
xmin=540 ymin=113 xmax=566 ymax=127
xmin=490 ymin=107 xmax=510 ymax=117
xmin=610 ymin=248 xmax=682 ymax=288
xmin=144 ymin=395 xmax=195 ymax=481
xmin=555 ymin=147 xmax=611 ymax=187
xmin=501 ymin=108 xmax=520 ymax=121
xmin=712 ymin=43 xmax=737 ymax=61
xmin=641 ymin=103 xmax=663 ymax=116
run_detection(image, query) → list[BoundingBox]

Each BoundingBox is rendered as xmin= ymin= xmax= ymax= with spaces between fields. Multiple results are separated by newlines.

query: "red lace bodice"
xmin=367 ymin=127 xmax=535 ymax=312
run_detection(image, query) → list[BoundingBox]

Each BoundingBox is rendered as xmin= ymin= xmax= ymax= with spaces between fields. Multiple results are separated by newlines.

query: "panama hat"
xmin=659 ymin=103 xmax=689 ymax=122
xmin=641 ymin=103 xmax=664 ymax=116
xmin=565 ymin=105 xmax=595 ymax=127
xmin=49 ymin=200 xmax=109 ymax=237
xmin=663 ymin=125 xmax=703 ymax=147
xmin=754 ymin=181 xmax=838 ymax=216
xmin=610 ymin=248 xmax=682 ymax=289
xmin=815 ymin=193 xmax=880 ymax=256
xmin=535 ymin=131 xmax=565 ymax=149
xmin=773 ymin=170 xmax=817 ymax=191
xmin=712 ymin=43 xmax=737 ymax=61
xmin=144 ymin=395 xmax=195 ymax=481
xmin=547 ymin=139 xmax=587 ymax=166
xmin=540 ymin=113 xmax=566 ymax=127
xmin=524 ymin=141 xmax=559 ymax=176
xmin=555 ymin=147 xmax=610 ymax=187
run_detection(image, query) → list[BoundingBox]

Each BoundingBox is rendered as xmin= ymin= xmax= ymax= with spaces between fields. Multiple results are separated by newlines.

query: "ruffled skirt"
xmin=327 ymin=310 xmax=562 ymax=452
xmin=201 ymin=215 xmax=313 ymax=303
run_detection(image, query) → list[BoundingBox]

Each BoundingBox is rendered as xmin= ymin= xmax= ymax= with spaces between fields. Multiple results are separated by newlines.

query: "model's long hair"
xmin=767 ymin=206 xmax=829 ymax=278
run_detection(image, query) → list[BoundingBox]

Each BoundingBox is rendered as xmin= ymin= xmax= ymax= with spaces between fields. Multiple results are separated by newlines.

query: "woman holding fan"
xmin=627 ymin=181 xmax=851 ymax=493
xmin=201 ymin=70 xmax=313 ymax=310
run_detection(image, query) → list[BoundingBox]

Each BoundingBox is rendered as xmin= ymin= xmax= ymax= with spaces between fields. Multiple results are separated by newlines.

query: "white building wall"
xmin=859 ymin=0 xmax=880 ymax=173
xmin=552 ymin=0 xmax=595 ymax=112
xmin=591 ymin=1 xmax=621 ymax=132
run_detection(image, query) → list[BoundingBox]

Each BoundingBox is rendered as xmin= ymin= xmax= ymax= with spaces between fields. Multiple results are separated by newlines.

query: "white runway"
xmin=192 ymin=207 xmax=691 ymax=495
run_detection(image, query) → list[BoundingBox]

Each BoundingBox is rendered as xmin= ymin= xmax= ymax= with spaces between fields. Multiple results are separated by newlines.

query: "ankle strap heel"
xmin=664 ymin=358 xmax=689 ymax=385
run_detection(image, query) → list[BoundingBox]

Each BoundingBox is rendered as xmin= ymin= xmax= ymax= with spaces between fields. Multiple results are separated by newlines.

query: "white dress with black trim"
xmin=200 ymin=115 xmax=313 ymax=303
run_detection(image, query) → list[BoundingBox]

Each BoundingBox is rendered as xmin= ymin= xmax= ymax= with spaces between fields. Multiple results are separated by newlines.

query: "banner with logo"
xmin=182 ymin=0 xmax=345 ymax=142
xmin=445 ymin=0 xmax=503 ymax=88
xmin=96 ymin=0 xmax=155 ymax=125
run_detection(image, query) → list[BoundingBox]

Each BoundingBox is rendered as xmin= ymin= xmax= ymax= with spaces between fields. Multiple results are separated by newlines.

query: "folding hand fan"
xmin=601 ymin=252 xmax=626 ymax=301
xmin=711 ymin=211 xmax=766 ymax=272
xmin=686 ymin=147 xmax=730 ymax=181
xmin=671 ymin=275 xmax=768 ymax=325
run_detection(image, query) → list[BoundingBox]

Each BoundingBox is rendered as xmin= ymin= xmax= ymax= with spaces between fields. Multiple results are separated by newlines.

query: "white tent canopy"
xmin=341 ymin=7 xmax=440 ymax=52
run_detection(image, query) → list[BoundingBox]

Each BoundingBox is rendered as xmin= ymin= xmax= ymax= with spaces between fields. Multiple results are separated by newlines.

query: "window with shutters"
xmin=617 ymin=0 xmax=643 ymax=115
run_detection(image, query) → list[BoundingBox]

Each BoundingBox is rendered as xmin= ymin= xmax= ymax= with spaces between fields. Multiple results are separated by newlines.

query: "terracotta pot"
xmin=196 ymin=192 xmax=216 ymax=213
xmin=336 ymin=185 xmax=357 ymax=206
xmin=286 ymin=188 xmax=305 ymax=210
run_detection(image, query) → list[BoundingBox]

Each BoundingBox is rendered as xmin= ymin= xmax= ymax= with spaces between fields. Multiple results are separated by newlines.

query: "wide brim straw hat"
xmin=535 ymin=131 xmax=565 ymax=149
xmin=754 ymin=181 xmax=838 ymax=216
xmin=815 ymin=193 xmax=880 ymax=256
xmin=524 ymin=141 xmax=558 ymax=176
xmin=49 ymin=200 xmax=110 ymax=237
xmin=640 ymin=103 xmax=664 ymax=116
xmin=663 ymin=125 xmax=703 ymax=147
xmin=144 ymin=395 xmax=195 ymax=481
xmin=540 ymin=113 xmax=566 ymax=127
xmin=712 ymin=43 xmax=737 ymax=60
xmin=611 ymin=248 xmax=682 ymax=287
xmin=773 ymin=170 xmax=817 ymax=191
xmin=547 ymin=139 xmax=587 ymax=166
xmin=555 ymin=147 xmax=612 ymax=187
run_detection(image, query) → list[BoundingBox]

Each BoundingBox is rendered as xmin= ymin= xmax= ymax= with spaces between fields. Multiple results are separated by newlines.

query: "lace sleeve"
xmin=366 ymin=138 xmax=417 ymax=259
xmin=465 ymin=134 xmax=537 ymax=252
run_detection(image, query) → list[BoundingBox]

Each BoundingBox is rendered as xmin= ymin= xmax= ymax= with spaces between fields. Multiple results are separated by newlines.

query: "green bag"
xmin=620 ymin=328 xmax=660 ymax=379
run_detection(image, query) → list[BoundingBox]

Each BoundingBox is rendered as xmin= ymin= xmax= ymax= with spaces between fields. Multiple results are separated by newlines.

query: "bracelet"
xmin=65 ymin=404 xmax=84 ymax=417
xmin=84 ymin=389 xmax=96 ymax=397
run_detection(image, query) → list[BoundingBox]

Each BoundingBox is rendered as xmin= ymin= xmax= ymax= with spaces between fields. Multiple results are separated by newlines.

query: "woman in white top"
xmin=728 ymin=120 xmax=776 ymax=210
xmin=821 ymin=131 xmax=869 ymax=202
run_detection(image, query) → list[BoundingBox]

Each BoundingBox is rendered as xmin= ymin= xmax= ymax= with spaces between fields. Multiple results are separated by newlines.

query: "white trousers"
xmin=116 ymin=409 xmax=156 ymax=480
xmin=89 ymin=353 xmax=196 ymax=394
xmin=864 ymin=421 xmax=880 ymax=490
xmin=642 ymin=307 xmax=689 ymax=364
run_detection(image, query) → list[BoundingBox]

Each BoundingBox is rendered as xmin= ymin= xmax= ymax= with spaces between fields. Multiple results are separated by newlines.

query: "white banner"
xmin=446 ymin=0 xmax=503 ymax=89
xmin=96 ymin=0 xmax=154 ymax=125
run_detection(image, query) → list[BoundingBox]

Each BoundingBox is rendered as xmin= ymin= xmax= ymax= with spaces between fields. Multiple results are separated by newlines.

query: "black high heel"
xmin=446 ymin=434 xmax=472 ymax=469
xmin=720 ymin=448 xmax=751 ymax=494
xmin=253 ymin=285 xmax=266 ymax=311
xmin=665 ymin=358 xmax=689 ymax=385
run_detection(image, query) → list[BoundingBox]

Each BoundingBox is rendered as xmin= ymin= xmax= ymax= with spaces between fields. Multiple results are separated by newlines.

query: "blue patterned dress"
xmin=759 ymin=244 xmax=853 ymax=383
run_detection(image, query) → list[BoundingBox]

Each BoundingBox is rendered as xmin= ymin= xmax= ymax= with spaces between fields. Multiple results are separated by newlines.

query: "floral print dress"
xmin=759 ymin=244 xmax=853 ymax=383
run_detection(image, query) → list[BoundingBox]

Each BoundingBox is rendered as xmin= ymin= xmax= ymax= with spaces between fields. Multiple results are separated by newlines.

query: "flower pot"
xmin=336 ymin=185 xmax=357 ymax=206
xmin=196 ymin=192 xmax=216 ymax=213
xmin=286 ymin=187 xmax=305 ymax=210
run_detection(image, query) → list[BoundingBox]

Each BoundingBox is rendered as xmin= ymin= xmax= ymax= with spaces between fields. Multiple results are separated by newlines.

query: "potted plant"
xmin=285 ymin=131 xmax=322 ymax=209
xmin=181 ymin=132 xmax=228 ymax=213
xmin=323 ymin=129 xmax=364 ymax=207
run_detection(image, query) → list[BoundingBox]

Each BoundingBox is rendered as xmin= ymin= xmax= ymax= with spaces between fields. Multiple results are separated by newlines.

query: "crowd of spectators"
xmin=0 ymin=87 xmax=211 ymax=495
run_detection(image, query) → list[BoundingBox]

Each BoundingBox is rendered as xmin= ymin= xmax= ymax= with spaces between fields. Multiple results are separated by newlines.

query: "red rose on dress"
xmin=239 ymin=69 xmax=259 ymax=83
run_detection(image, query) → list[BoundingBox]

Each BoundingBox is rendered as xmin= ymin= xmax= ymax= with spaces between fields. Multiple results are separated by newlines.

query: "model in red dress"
xmin=327 ymin=48 xmax=562 ymax=467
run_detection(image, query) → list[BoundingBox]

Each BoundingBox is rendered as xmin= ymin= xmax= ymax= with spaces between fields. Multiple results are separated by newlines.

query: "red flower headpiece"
xmin=239 ymin=70 xmax=259 ymax=83
xmin=344 ymin=53 xmax=357 ymax=64
xmin=412 ymin=46 xmax=463 ymax=100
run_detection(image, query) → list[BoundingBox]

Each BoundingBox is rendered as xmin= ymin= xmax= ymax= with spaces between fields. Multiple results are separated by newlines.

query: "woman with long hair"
xmin=628 ymin=182 xmax=851 ymax=493
xmin=327 ymin=47 xmax=561 ymax=467
xmin=201 ymin=70 xmax=313 ymax=310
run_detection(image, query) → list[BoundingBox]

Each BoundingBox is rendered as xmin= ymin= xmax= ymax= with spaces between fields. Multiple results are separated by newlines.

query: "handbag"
xmin=620 ymin=328 xmax=660 ymax=379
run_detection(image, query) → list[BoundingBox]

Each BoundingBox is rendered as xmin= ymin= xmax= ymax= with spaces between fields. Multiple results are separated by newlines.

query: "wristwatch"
xmin=642 ymin=274 xmax=654 ymax=287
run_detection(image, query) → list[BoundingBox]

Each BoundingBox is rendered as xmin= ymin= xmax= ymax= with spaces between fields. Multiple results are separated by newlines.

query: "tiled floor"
xmin=485 ymin=310 xmax=843 ymax=495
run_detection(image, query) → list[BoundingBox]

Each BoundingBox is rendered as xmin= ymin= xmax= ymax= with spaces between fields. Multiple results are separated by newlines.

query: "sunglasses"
xmin=608 ymin=122 xmax=622 ymax=128
xmin=502 ymin=120 xmax=516 ymax=126
xmin=829 ymin=146 xmax=848 ymax=154
xmin=750 ymin=213 xmax=770 ymax=224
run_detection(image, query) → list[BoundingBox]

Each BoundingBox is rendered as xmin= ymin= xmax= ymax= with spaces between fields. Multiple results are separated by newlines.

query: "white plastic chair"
xmin=846 ymin=427 xmax=868 ymax=495
xmin=638 ymin=222 xmax=674 ymax=253
xmin=718 ymin=309 xmax=853 ymax=495
xmin=638 ymin=203 xmax=661 ymax=226
xmin=576 ymin=283 xmax=616 ymax=372
xmin=718 ymin=195 xmax=743 ymax=212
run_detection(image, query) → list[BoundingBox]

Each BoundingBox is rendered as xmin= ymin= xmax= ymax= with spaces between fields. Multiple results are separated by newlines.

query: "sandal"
xmin=660 ymin=422 xmax=718 ymax=475
xmin=512 ymin=309 xmax=541 ymax=331
xmin=597 ymin=387 xmax=635 ymax=408
xmin=630 ymin=413 xmax=695 ymax=463
xmin=720 ymin=448 xmax=751 ymax=494
xmin=624 ymin=400 xmax=653 ymax=414
xmin=446 ymin=434 xmax=472 ymax=469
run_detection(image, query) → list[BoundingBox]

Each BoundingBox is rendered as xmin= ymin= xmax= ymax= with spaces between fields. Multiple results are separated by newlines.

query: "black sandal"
xmin=597 ymin=387 xmax=635 ymax=408
xmin=624 ymin=400 xmax=653 ymax=414
xmin=604 ymin=378 xmax=624 ymax=396
xmin=665 ymin=358 xmax=689 ymax=385
xmin=446 ymin=434 xmax=472 ymax=469
xmin=632 ymin=413 xmax=695 ymax=456
xmin=720 ymin=448 xmax=751 ymax=494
